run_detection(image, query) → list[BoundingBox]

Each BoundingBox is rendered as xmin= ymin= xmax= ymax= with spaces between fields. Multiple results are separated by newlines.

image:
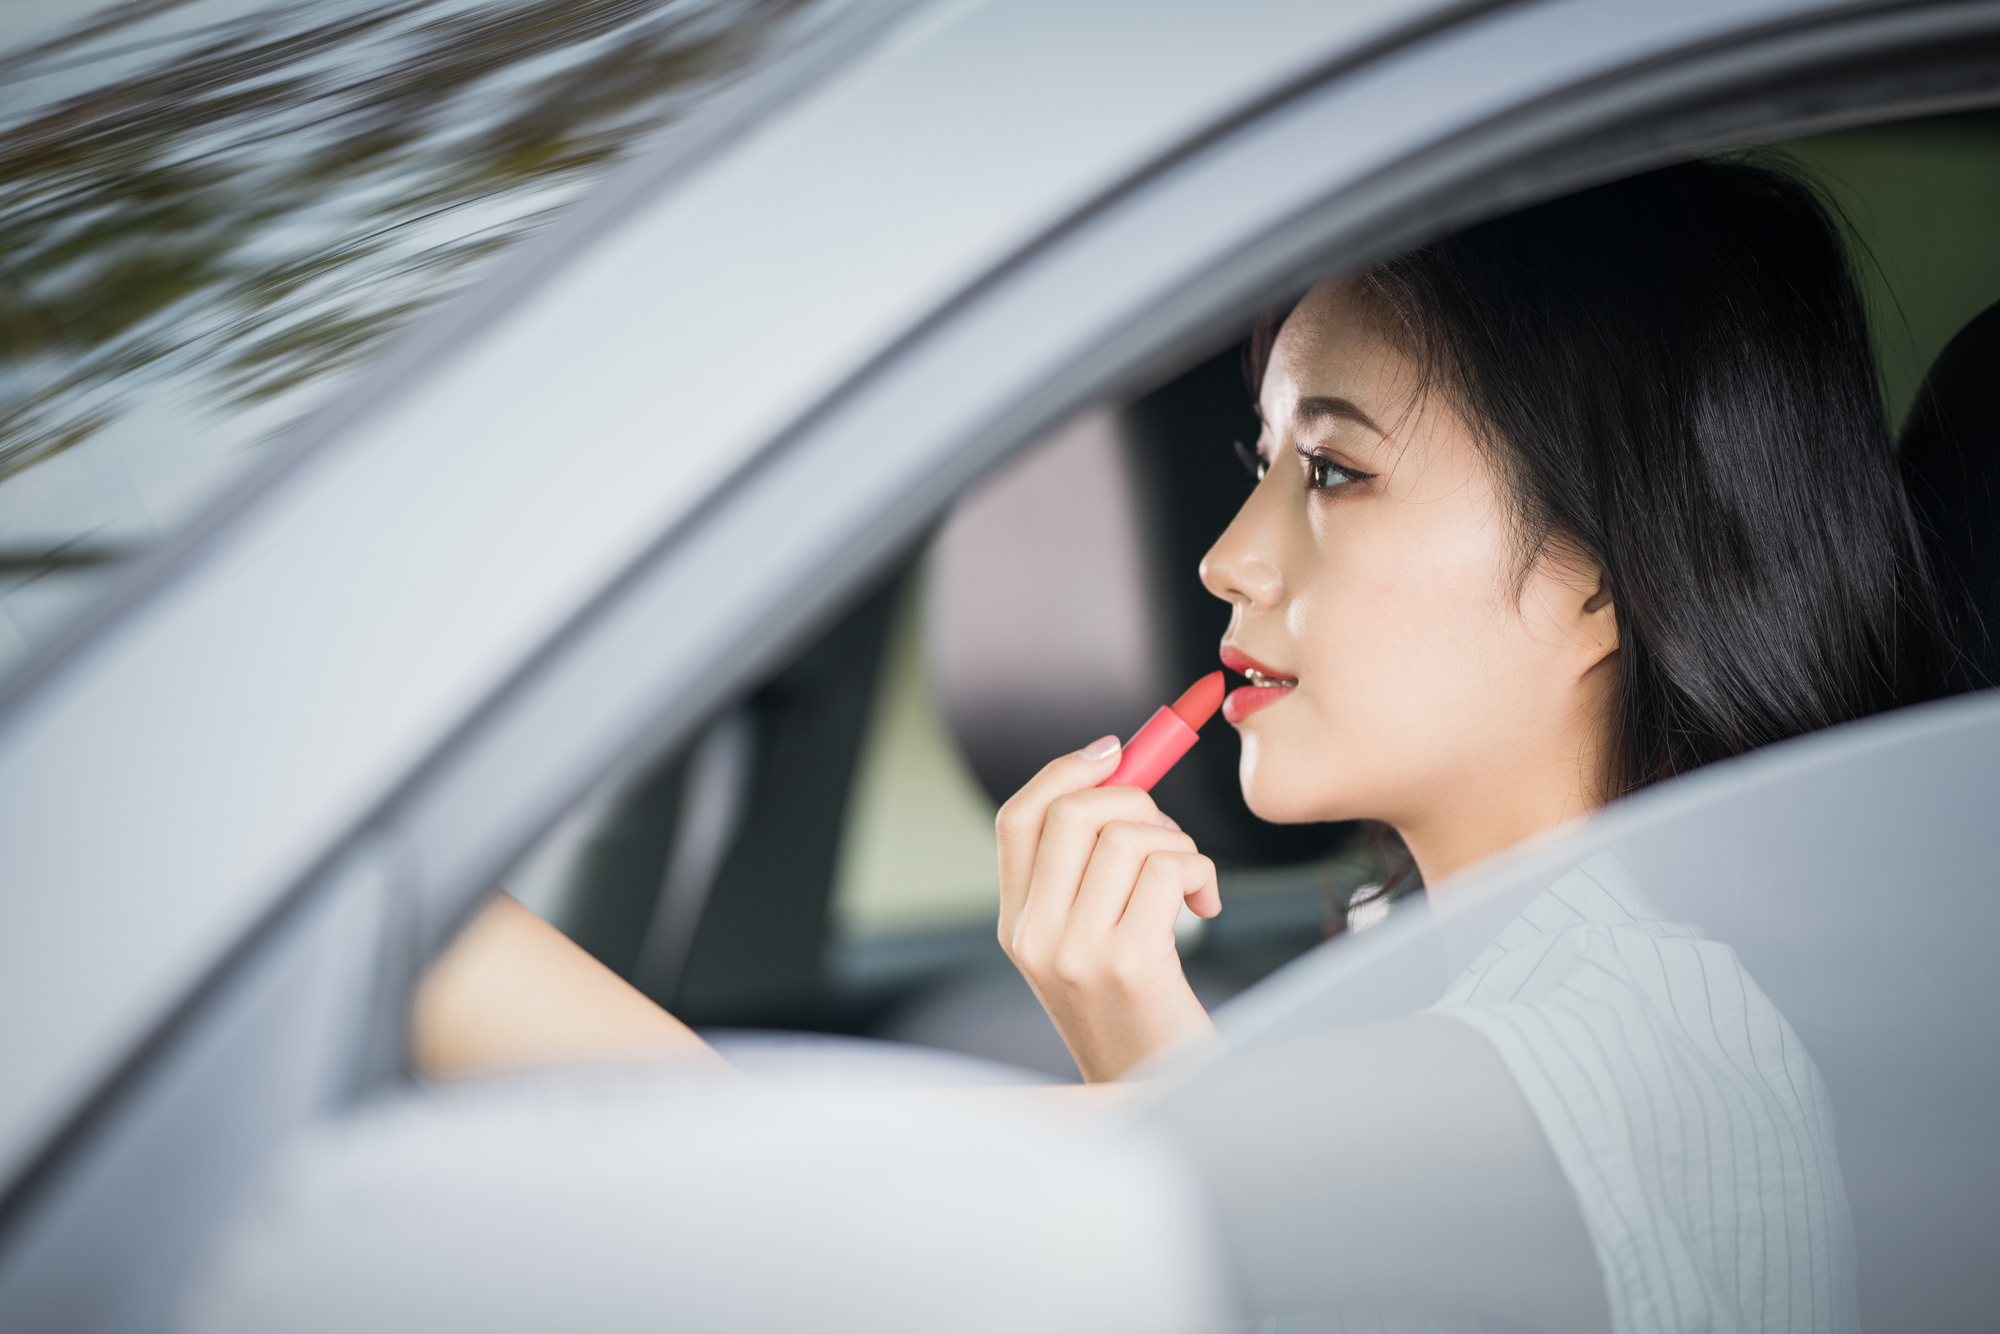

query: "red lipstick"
xmin=1219 ymin=643 xmax=1297 ymax=724
xmin=1099 ymin=671 xmax=1225 ymax=792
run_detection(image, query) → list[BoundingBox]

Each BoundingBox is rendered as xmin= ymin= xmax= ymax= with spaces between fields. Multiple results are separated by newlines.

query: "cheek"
xmin=1300 ymin=507 xmax=1502 ymax=698
xmin=1239 ymin=495 xmax=1519 ymax=818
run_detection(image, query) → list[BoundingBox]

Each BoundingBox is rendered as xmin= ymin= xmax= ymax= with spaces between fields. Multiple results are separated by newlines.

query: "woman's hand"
xmin=997 ymin=736 xmax=1222 ymax=1082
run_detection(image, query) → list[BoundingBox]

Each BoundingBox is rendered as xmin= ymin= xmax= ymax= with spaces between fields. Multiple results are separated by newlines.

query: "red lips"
xmin=1218 ymin=642 xmax=1297 ymax=724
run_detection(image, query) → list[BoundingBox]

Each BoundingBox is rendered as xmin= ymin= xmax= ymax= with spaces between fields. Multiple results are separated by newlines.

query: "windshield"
xmin=0 ymin=0 xmax=835 ymax=680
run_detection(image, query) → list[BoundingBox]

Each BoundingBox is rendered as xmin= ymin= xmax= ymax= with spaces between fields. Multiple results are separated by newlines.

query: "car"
xmin=2 ymin=0 xmax=1998 ymax=1329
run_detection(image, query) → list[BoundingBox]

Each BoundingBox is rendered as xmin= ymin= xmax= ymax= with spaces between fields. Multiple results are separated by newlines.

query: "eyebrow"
xmin=1293 ymin=395 xmax=1386 ymax=437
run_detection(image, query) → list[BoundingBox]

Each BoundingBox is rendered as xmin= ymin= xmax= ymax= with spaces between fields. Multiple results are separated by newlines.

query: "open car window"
xmin=497 ymin=104 xmax=2000 ymax=1070
xmin=490 ymin=108 xmax=2000 ymax=1085
xmin=16 ymin=0 xmax=2000 ymax=1325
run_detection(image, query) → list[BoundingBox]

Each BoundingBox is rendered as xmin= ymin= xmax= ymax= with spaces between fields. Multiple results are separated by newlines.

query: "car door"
xmin=5 ymin=0 xmax=2000 ymax=1328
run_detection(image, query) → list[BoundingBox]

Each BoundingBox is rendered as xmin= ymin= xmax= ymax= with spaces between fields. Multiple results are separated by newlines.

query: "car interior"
xmin=490 ymin=109 xmax=2000 ymax=1082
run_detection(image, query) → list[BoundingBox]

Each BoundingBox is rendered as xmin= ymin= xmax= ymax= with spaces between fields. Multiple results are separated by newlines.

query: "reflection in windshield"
xmin=0 ymin=0 xmax=823 ymax=675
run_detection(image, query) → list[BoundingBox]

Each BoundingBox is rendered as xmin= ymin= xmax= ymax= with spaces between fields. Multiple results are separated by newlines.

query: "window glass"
xmin=0 ymin=0 xmax=837 ymax=678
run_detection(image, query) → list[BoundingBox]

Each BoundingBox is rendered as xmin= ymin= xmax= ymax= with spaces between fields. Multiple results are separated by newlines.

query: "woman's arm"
xmin=996 ymin=737 xmax=1221 ymax=1081
xmin=418 ymin=732 xmax=1210 ymax=1085
xmin=410 ymin=892 xmax=731 ymax=1078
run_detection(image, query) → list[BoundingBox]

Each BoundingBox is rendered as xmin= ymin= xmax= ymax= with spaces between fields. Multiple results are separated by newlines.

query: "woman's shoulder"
xmin=1430 ymin=855 xmax=1858 ymax=1334
xmin=1437 ymin=851 xmax=1709 ymax=1009
xmin=1430 ymin=849 xmax=1825 ymax=1124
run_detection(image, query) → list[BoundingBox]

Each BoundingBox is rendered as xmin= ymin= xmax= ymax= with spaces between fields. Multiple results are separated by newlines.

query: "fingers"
xmin=1017 ymin=830 xmax=1214 ymax=992
xmin=995 ymin=735 xmax=1124 ymax=906
xmin=1069 ymin=820 xmax=1199 ymax=934
xmin=991 ymin=737 xmax=1225 ymax=1086
xmin=1034 ymin=848 xmax=1221 ymax=1083
xmin=1182 ymin=863 xmax=1222 ymax=920
xmin=1028 ymin=786 xmax=1172 ymax=899
xmin=1007 ymin=791 xmax=1171 ymax=957
xmin=998 ymin=746 xmax=1170 ymax=934
xmin=1118 ymin=850 xmax=1219 ymax=939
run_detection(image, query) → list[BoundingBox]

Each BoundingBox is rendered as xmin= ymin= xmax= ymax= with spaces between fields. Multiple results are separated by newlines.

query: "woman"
xmin=996 ymin=155 xmax=1943 ymax=1084
xmin=987 ymin=157 xmax=1943 ymax=1331
xmin=415 ymin=156 xmax=1943 ymax=1329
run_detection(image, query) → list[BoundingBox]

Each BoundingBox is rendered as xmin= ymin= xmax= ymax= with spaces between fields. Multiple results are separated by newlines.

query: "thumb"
xmin=1073 ymin=732 xmax=1122 ymax=768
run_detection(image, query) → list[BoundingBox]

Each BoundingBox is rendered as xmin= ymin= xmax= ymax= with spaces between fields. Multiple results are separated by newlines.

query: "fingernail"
xmin=1153 ymin=813 xmax=1180 ymax=831
xmin=1079 ymin=735 xmax=1120 ymax=761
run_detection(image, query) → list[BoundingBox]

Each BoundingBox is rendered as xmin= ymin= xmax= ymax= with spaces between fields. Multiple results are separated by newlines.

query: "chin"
xmin=1236 ymin=734 xmax=1350 ymax=824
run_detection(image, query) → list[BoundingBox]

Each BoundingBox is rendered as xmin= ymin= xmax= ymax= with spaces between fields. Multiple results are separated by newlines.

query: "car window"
xmin=492 ymin=107 xmax=2000 ymax=1086
xmin=0 ymin=0 xmax=842 ymax=680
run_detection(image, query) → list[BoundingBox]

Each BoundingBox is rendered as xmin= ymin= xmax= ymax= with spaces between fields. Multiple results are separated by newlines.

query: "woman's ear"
xmin=1531 ymin=543 xmax=1619 ymax=672
xmin=1578 ymin=571 xmax=1619 ymax=661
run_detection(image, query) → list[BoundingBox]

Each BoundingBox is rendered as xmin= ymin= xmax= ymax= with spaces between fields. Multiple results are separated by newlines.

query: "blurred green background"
xmin=1783 ymin=112 xmax=2000 ymax=432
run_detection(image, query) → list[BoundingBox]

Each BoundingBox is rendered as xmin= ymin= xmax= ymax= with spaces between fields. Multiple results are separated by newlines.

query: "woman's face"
xmin=1200 ymin=280 xmax=1616 ymax=849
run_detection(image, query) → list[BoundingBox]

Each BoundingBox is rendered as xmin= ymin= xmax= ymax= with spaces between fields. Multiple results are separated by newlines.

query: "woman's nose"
xmin=1200 ymin=484 xmax=1285 ymax=609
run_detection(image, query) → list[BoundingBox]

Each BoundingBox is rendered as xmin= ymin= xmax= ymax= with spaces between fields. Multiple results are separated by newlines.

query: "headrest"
xmin=1900 ymin=301 xmax=2000 ymax=690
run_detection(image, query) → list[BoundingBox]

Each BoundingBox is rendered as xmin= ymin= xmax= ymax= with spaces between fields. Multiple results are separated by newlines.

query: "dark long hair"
xmin=1262 ymin=156 xmax=1949 ymax=800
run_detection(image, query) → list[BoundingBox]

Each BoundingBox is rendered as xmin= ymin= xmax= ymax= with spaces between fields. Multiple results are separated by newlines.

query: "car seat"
xmin=1899 ymin=298 xmax=2000 ymax=689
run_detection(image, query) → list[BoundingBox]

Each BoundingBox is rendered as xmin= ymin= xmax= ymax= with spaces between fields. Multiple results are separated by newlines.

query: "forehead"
xmin=1263 ymin=279 xmax=1412 ymax=412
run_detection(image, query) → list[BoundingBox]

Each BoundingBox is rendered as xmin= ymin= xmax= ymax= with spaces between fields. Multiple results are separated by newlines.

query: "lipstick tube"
xmin=1098 ymin=671 xmax=1225 ymax=792
xmin=1101 ymin=706 xmax=1201 ymax=792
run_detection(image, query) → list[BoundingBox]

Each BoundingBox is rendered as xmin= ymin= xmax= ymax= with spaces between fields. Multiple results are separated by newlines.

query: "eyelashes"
xmin=1232 ymin=438 xmax=1377 ymax=491
xmin=1295 ymin=442 xmax=1374 ymax=491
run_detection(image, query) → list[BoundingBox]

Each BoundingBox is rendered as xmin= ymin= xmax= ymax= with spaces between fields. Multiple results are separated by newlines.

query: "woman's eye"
xmin=1305 ymin=454 xmax=1361 ymax=490
xmin=1233 ymin=438 xmax=1269 ymax=482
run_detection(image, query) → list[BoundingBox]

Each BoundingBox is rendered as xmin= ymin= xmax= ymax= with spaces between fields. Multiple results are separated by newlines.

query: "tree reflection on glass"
xmin=0 ymin=0 xmax=819 ymax=668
